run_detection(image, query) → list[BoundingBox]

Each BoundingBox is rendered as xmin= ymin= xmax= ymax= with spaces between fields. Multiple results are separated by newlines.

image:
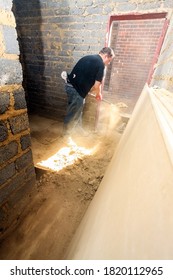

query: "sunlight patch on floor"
xmin=36 ymin=136 xmax=98 ymax=171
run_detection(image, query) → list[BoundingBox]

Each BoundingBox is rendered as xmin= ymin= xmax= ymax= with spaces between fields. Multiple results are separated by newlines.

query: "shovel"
xmin=89 ymin=93 xmax=113 ymax=105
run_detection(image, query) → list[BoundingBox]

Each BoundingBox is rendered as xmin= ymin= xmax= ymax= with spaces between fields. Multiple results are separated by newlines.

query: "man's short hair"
xmin=99 ymin=47 xmax=115 ymax=58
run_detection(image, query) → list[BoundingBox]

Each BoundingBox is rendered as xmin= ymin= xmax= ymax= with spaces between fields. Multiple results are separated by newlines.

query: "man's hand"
xmin=96 ymin=93 xmax=102 ymax=101
xmin=91 ymin=81 xmax=102 ymax=101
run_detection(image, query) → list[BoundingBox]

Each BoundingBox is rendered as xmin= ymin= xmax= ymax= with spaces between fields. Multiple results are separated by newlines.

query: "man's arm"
xmin=90 ymin=81 xmax=102 ymax=100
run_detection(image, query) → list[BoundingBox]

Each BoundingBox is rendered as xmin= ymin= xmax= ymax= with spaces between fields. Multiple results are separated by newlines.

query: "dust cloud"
xmin=0 ymin=102 xmax=127 ymax=259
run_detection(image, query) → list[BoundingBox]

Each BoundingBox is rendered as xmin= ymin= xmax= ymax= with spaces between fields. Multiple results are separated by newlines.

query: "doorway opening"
xmin=103 ymin=12 xmax=168 ymax=114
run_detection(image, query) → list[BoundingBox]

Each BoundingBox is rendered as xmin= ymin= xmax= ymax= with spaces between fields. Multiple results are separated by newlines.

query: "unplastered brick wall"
xmin=107 ymin=17 xmax=165 ymax=113
xmin=0 ymin=0 xmax=35 ymax=236
xmin=12 ymin=0 xmax=172 ymax=124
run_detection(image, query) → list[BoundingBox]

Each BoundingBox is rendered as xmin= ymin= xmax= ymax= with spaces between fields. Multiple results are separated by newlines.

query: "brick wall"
xmin=0 ymin=0 xmax=35 ymax=237
xmin=105 ymin=17 xmax=165 ymax=113
xmin=12 ymin=0 xmax=173 ymax=124
xmin=0 ymin=0 xmax=173 ymax=238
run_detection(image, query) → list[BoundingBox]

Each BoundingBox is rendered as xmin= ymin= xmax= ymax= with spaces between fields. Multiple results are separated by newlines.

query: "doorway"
xmin=104 ymin=13 xmax=168 ymax=114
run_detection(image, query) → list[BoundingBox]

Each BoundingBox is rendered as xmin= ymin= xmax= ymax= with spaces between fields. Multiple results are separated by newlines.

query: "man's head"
xmin=99 ymin=47 xmax=115 ymax=66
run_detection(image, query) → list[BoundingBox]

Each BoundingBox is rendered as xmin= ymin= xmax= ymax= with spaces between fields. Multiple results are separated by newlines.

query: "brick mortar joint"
xmin=0 ymin=84 xmax=22 ymax=92
xmin=0 ymin=108 xmax=28 ymax=121
xmin=0 ymin=85 xmax=23 ymax=109
xmin=0 ymin=146 xmax=32 ymax=171
xmin=0 ymin=129 xmax=30 ymax=148
xmin=0 ymin=54 xmax=19 ymax=61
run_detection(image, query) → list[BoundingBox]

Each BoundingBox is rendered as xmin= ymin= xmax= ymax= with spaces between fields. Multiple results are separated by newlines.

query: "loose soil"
xmin=0 ymin=113 xmax=123 ymax=260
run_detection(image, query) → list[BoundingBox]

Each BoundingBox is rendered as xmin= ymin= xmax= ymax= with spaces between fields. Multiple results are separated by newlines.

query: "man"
xmin=62 ymin=47 xmax=115 ymax=135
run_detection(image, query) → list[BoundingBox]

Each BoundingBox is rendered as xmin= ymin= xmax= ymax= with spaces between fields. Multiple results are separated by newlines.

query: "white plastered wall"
xmin=66 ymin=84 xmax=173 ymax=260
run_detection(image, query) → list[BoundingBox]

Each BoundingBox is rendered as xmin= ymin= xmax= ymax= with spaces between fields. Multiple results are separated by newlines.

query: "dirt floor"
xmin=0 ymin=108 xmax=125 ymax=260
